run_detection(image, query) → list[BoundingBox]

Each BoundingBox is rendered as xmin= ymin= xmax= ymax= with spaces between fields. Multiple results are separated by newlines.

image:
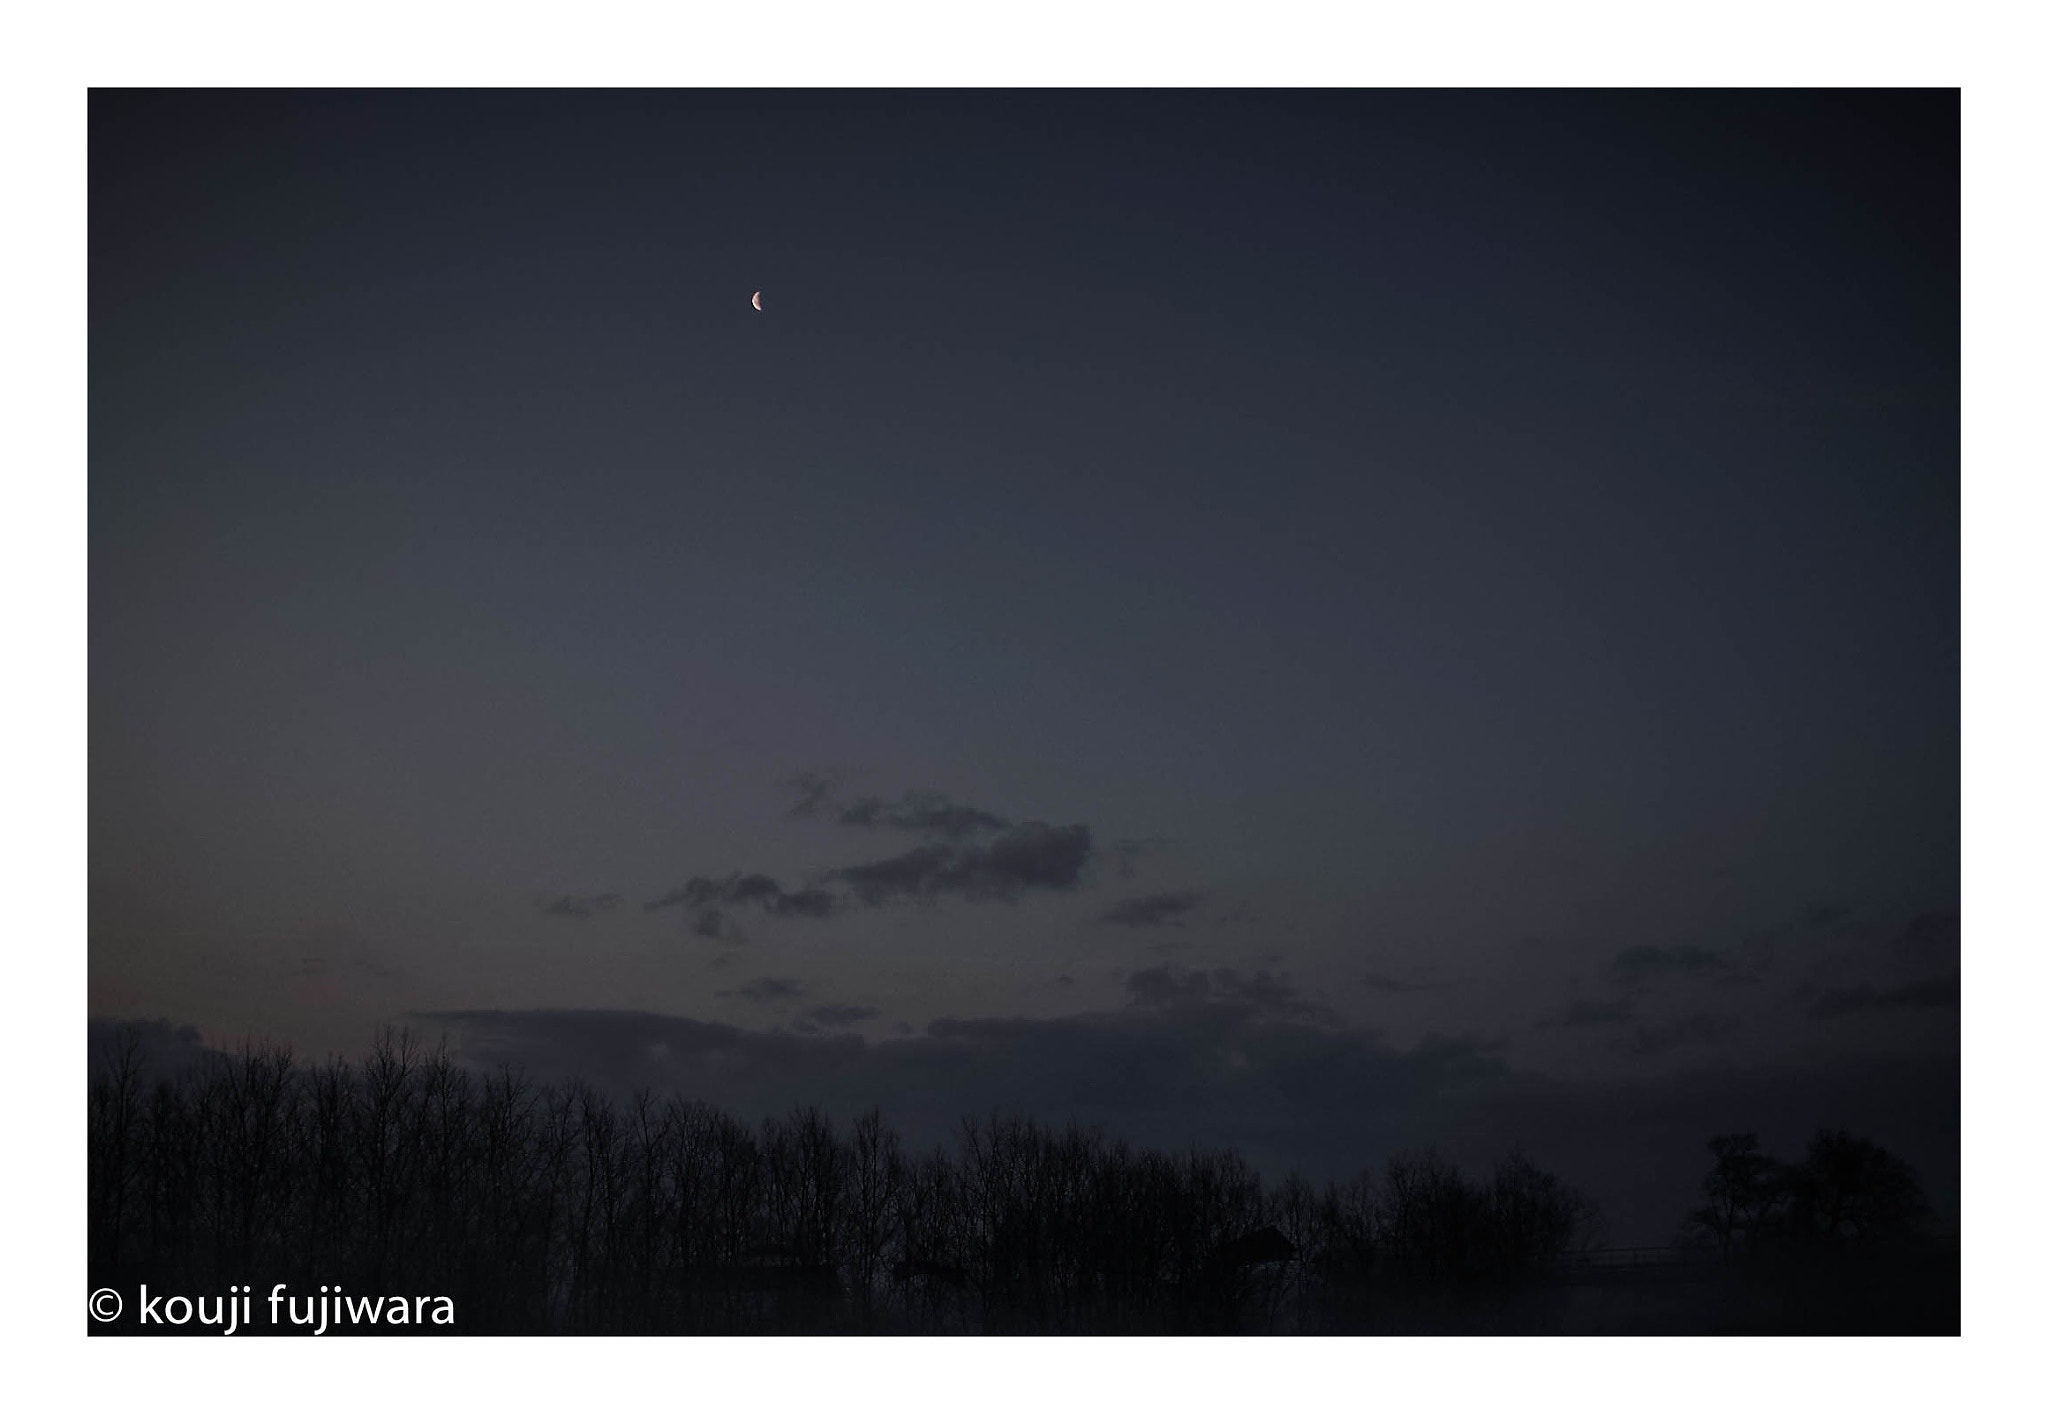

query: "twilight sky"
xmin=90 ymin=90 xmax=1958 ymax=1238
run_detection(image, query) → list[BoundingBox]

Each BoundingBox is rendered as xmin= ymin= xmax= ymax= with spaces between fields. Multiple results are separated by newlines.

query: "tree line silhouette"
xmin=87 ymin=1029 xmax=1951 ymax=1333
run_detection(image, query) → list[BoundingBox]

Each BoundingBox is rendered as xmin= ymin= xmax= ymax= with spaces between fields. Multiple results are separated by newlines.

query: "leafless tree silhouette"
xmin=87 ymin=1033 xmax=1946 ymax=1333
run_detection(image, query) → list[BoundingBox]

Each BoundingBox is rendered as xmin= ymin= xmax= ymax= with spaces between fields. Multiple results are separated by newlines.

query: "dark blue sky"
xmin=91 ymin=91 xmax=1957 ymax=1237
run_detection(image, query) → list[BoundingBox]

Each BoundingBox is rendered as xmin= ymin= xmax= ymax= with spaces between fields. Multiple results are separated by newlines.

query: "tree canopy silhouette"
xmin=88 ymin=1029 xmax=1950 ymax=1334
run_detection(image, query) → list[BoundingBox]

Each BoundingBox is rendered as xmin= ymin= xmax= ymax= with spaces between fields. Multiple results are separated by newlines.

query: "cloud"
xmin=540 ymin=893 xmax=621 ymax=919
xmin=836 ymin=822 xmax=1093 ymax=906
xmin=414 ymin=996 xmax=1506 ymax=1197
xmin=788 ymin=777 xmax=1008 ymax=839
xmin=1557 ymin=998 xmax=1637 ymax=1027
xmin=1106 ymin=838 xmax=1172 ymax=879
xmin=1808 ymin=973 xmax=1961 ymax=1020
xmin=835 ymin=791 xmax=1009 ymax=839
xmin=1893 ymin=911 xmax=1959 ymax=958
xmin=793 ymin=1003 xmax=880 ymax=1034
xmin=1630 ymin=1013 xmax=1739 ymax=1056
xmin=716 ymin=976 xmax=806 ymax=1005
xmin=1610 ymin=944 xmax=1723 ymax=983
xmin=690 ymin=908 xmax=747 ymax=943
xmin=658 ymin=786 xmax=1095 ymax=927
xmin=645 ymin=874 xmax=840 ymax=920
xmin=1121 ymin=964 xmax=1337 ymax=1026
xmin=1099 ymin=890 xmax=1207 ymax=929
xmin=1357 ymin=972 xmax=1425 ymax=994
xmin=784 ymin=771 xmax=840 ymax=818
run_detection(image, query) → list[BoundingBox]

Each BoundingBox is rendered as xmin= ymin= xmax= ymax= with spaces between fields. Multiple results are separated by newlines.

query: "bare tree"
xmin=1687 ymin=1132 xmax=1787 ymax=1257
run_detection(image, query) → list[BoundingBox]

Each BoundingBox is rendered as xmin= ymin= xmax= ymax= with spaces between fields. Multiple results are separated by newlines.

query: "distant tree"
xmin=87 ymin=1025 xmax=147 ymax=1273
xmin=1786 ymin=1129 xmax=1931 ymax=1244
xmin=1687 ymin=1132 xmax=1787 ymax=1257
xmin=844 ymin=1108 xmax=904 ymax=1316
xmin=89 ymin=1033 xmax=1624 ymax=1334
xmin=1485 ymin=1149 xmax=1589 ymax=1279
xmin=1379 ymin=1150 xmax=1486 ymax=1287
xmin=1686 ymin=1129 xmax=1932 ymax=1259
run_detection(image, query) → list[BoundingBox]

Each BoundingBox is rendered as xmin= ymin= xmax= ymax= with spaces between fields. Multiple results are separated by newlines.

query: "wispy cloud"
xmin=784 ymin=771 xmax=841 ymax=819
xmin=689 ymin=908 xmax=748 ymax=943
xmin=793 ymin=1003 xmax=880 ymax=1035
xmin=786 ymin=775 xmax=1008 ymax=838
xmin=1809 ymin=973 xmax=1960 ymax=1019
xmin=649 ymin=785 xmax=1100 ymax=933
xmin=540 ymin=893 xmax=621 ymax=919
xmin=836 ymin=822 xmax=1093 ymax=905
xmin=1630 ymin=1013 xmax=1738 ymax=1056
xmin=645 ymin=874 xmax=839 ymax=920
xmin=1610 ymin=944 xmax=1724 ymax=984
xmin=717 ymin=976 xmax=806 ymax=1005
xmin=835 ymin=791 xmax=1009 ymax=838
xmin=1100 ymin=890 xmax=1207 ymax=929
xmin=1558 ymin=998 xmax=1637 ymax=1027
xmin=1122 ymin=964 xmax=1338 ymax=1026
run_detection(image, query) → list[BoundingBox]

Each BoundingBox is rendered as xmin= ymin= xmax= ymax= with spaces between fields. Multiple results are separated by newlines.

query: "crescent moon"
xmin=751 ymin=291 xmax=762 ymax=311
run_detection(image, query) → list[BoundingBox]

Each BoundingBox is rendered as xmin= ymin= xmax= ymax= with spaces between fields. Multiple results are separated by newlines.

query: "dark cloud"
xmin=784 ymin=771 xmax=840 ymax=818
xmin=1630 ymin=1013 xmax=1739 ymax=1056
xmin=787 ymin=777 xmax=1008 ymax=839
xmin=1106 ymin=838 xmax=1172 ymax=879
xmin=1808 ymin=973 xmax=1961 ymax=1020
xmin=1121 ymin=964 xmax=1336 ymax=1026
xmin=645 ymin=873 xmax=840 ymax=920
xmin=1357 ymin=972 xmax=1424 ymax=994
xmin=659 ymin=790 xmax=1091 ymax=926
xmin=287 ymin=955 xmax=402 ymax=984
xmin=1558 ymin=998 xmax=1637 ymax=1027
xmin=690 ymin=908 xmax=747 ymax=943
xmin=775 ymin=888 xmax=839 ymax=917
xmin=1099 ymin=890 xmax=1207 ymax=928
xmin=415 ymin=996 xmax=1503 ymax=1196
xmin=1610 ymin=944 xmax=1724 ymax=983
xmin=836 ymin=791 xmax=1009 ymax=839
xmin=684 ymin=784 xmax=1105 ymax=921
xmin=716 ymin=976 xmax=806 ymax=1005
xmin=793 ymin=1003 xmax=881 ymax=1034
xmin=706 ymin=951 xmax=740 ymax=971
xmin=539 ymin=892 xmax=620 ymax=919
xmin=836 ymin=822 xmax=1093 ymax=906
xmin=1894 ymin=911 xmax=1959 ymax=957
xmin=644 ymin=873 xmax=772 ymax=913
